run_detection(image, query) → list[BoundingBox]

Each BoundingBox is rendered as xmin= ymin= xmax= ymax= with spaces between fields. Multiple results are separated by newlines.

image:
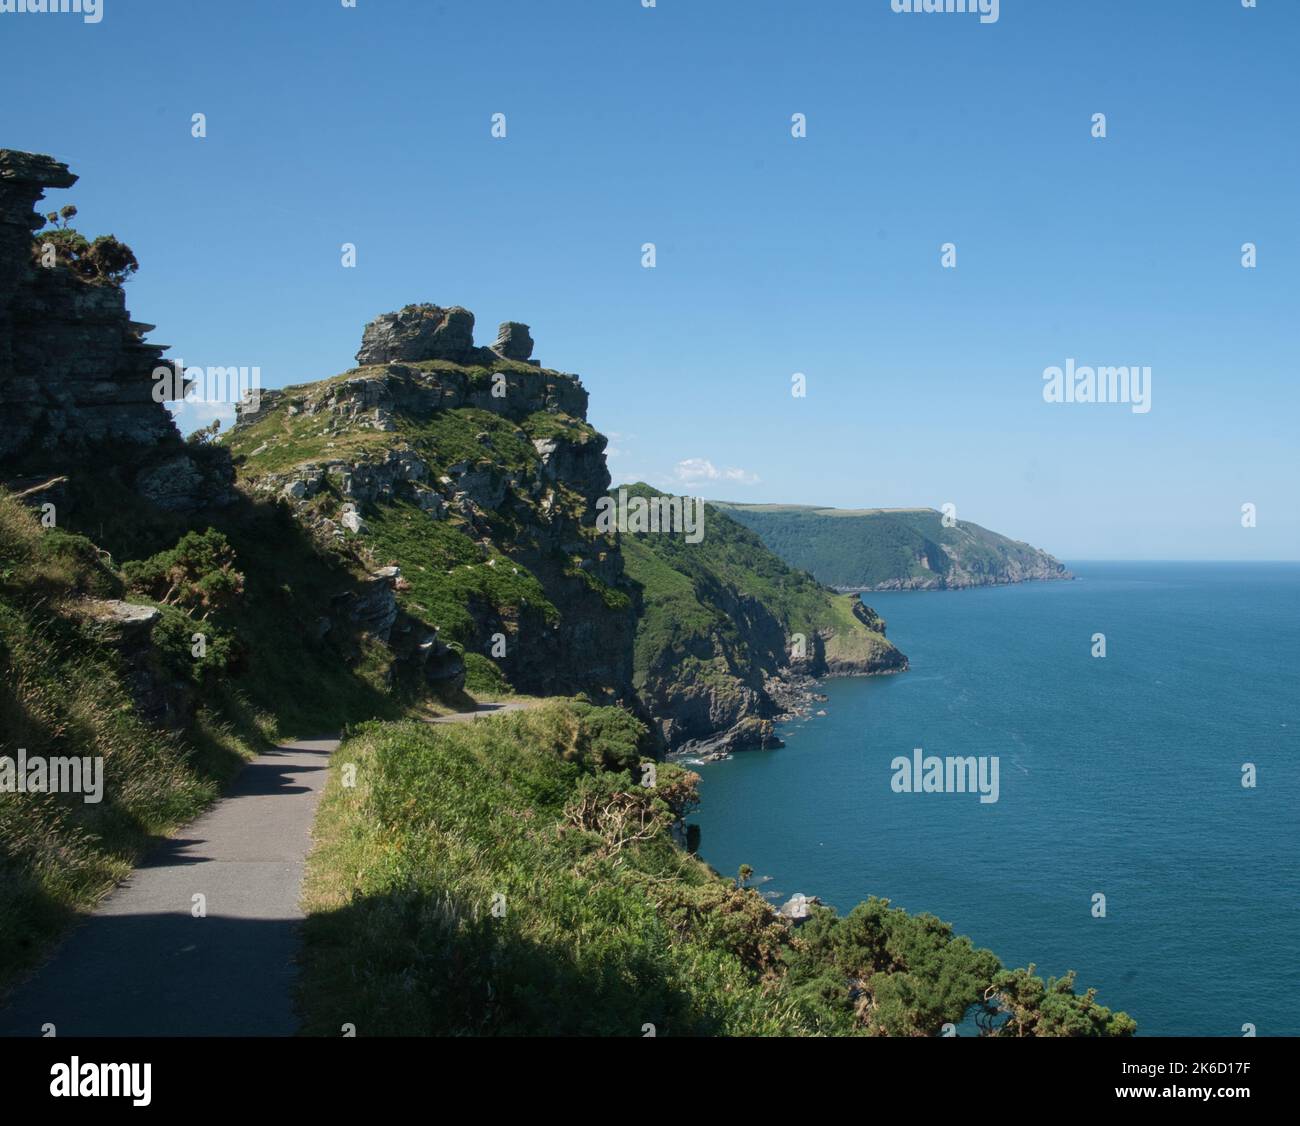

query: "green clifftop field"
xmin=714 ymin=504 xmax=1071 ymax=592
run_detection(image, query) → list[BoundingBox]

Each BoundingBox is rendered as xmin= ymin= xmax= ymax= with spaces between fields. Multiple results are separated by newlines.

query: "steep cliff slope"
xmin=715 ymin=503 xmax=1072 ymax=591
xmin=617 ymin=485 xmax=906 ymax=753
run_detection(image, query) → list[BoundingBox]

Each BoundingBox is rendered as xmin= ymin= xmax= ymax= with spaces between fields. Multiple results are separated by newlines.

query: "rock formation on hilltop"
xmin=492 ymin=321 xmax=534 ymax=363
xmin=355 ymin=304 xmax=540 ymax=369
xmin=355 ymin=303 xmax=478 ymax=366
xmin=229 ymin=304 xmax=634 ymax=701
xmin=0 ymin=146 xmax=908 ymax=755
xmin=0 ymin=148 xmax=461 ymax=724
xmin=228 ymin=305 xmax=909 ymax=737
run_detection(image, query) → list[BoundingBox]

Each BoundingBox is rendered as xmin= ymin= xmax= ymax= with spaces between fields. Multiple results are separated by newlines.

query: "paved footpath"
xmin=0 ymin=702 xmax=538 ymax=1037
xmin=427 ymin=699 xmax=535 ymax=724
xmin=0 ymin=738 xmax=336 ymax=1037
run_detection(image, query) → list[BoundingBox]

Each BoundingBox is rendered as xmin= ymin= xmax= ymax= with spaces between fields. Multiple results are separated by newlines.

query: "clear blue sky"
xmin=2 ymin=0 xmax=1296 ymax=560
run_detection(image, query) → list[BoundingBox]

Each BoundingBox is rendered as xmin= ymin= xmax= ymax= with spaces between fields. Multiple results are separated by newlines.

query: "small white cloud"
xmin=168 ymin=398 xmax=236 ymax=438
xmin=673 ymin=458 xmax=760 ymax=486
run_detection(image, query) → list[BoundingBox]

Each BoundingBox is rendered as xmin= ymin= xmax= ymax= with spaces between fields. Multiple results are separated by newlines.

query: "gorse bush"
xmin=122 ymin=529 xmax=245 ymax=618
xmin=980 ymin=966 xmax=1137 ymax=1037
xmin=31 ymin=220 xmax=139 ymax=286
xmin=151 ymin=605 xmax=245 ymax=685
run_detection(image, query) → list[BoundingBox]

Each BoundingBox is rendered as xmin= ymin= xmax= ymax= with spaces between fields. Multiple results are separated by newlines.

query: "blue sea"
xmin=690 ymin=563 xmax=1300 ymax=1036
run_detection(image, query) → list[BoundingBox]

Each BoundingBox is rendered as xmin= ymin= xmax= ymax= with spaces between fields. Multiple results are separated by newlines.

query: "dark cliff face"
xmin=636 ymin=573 xmax=789 ymax=750
xmin=0 ymin=151 xmax=76 ymax=396
xmin=228 ymin=307 xmax=637 ymax=705
xmin=0 ymin=150 xmax=178 ymax=459
xmin=0 ymin=149 xmax=232 ymax=512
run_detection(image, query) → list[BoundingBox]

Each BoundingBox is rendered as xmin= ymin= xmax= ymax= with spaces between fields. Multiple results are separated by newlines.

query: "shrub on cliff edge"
xmin=31 ymin=216 xmax=139 ymax=285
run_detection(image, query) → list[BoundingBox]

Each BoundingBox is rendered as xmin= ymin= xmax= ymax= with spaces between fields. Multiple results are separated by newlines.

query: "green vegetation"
xmin=224 ymin=369 xmax=591 ymax=482
xmin=367 ymin=500 xmax=557 ymax=648
xmin=0 ymin=462 xmax=457 ymax=991
xmin=31 ymin=211 xmax=139 ymax=286
xmin=222 ymin=388 xmax=392 ymax=474
xmin=299 ymin=701 xmax=1135 ymax=1036
xmin=122 ymin=529 xmax=245 ymax=617
xmin=53 ymin=469 xmax=406 ymax=737
xmin=462 ymin=651 xmax=511 ymax=696
xmin=714 ymin=503 xmax=1070 ymax=591
xmin=617 ymin=484 xmax=901 ymax=692
xmin=0 ymin=313 xmax=1115 ymax=1030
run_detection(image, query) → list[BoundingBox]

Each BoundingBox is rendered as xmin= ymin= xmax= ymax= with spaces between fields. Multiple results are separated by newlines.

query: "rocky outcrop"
xmin=78 ymin=599 xmax=196 ymax=730
xmin=639 ymin=583 xmax=788 ymax=752
xmin=820 ymin=596 xmax=909 ymax=677
xmin=342 ymin=567 xmax=401 ymax=642
xmin=355 ymin=304 xmax=477 ymax=366
xmin=0 ymin=150 xmax=177 ymax=460
xmin=492 ymin=321 xmax=534 ymax=362
xmin=778 ymin=893 xmax=822 ymax=923
xmin=0 ymin=151 xmax=75 ymax=387
xmin=233 ymin=305 xmax=634 ymax=704
xmin=329 ymin=565 xmax=465 ymax=690
xmin=675 ymin=715 xmax=786 ymax=760
xmin=0 ymin=149 xmax=232 ymax=511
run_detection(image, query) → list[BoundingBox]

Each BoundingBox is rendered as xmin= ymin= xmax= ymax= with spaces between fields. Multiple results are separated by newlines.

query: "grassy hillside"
xmin=620 ymin=487 xmax=893 ymax=677
xmin=715 ymin=503 xmax=1071 ymax=591
xmin=615 ymin=484 xmax=905 ymax=748
xmin=298 ymin=701 xmax=1136 ymax=1036
xmin=39 ymin=466 xmax=415 ymax=734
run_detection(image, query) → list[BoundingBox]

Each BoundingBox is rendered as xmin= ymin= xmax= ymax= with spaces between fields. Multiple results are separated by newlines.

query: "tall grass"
xmin=300 ymin=702 xmax=811 ymax=1035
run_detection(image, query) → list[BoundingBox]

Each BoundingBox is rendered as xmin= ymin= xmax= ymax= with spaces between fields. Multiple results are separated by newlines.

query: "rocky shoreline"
xmin=669 ymin=664 xmax=909 ymax=763
xmin=834 ymin=569 xmax=1074 ymax=593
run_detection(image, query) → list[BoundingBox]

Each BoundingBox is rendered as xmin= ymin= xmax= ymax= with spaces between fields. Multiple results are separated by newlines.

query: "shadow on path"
xmin=0 ymin=739 xmax=336 ymax=1037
